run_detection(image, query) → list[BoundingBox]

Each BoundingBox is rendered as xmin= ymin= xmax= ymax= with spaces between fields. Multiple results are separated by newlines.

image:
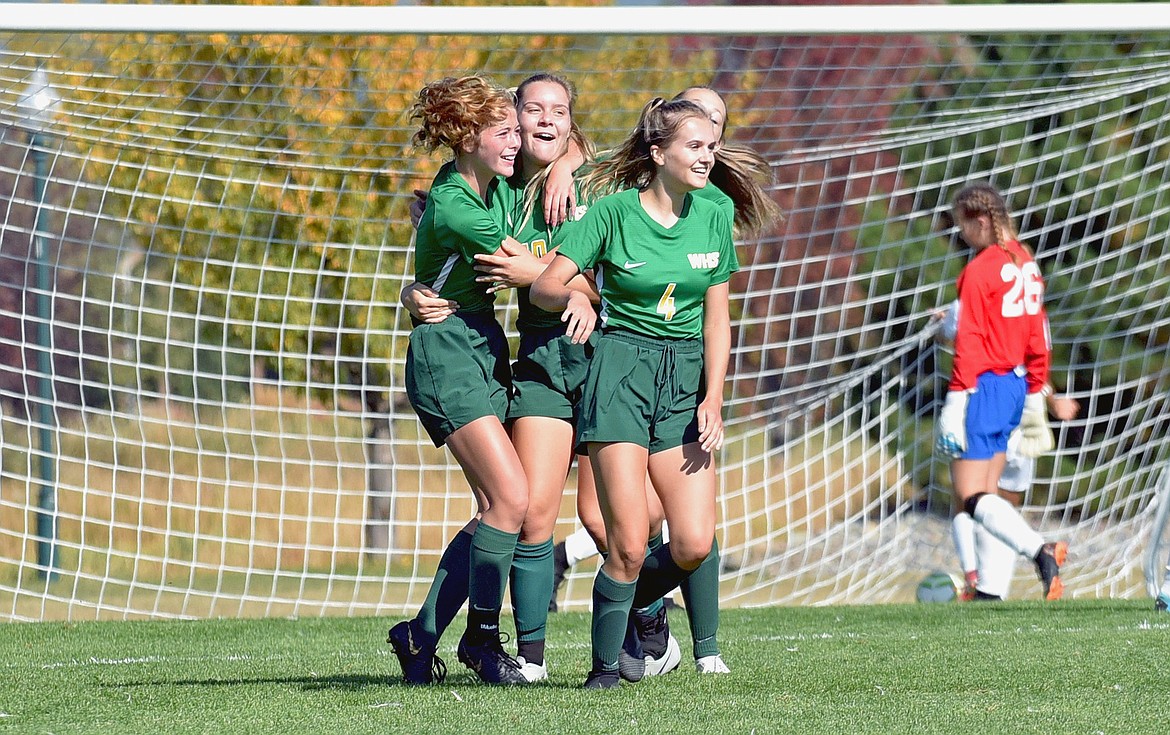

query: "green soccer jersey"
xmin=413 ymin=162 xmax=514 ymax=315
xmin=693 ymin=181 xmax=736 ymax=226
xmin=508 ymin=179 xmax=589 ymax=332
xmin=558 ymin=187 xmax=737 ymax=340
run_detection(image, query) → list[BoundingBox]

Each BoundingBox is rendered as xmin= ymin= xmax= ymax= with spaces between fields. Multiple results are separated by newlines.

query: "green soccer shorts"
xmin=576 ymin=329 xmax=705 ymax=454
xmin=508 ymin=327 xmax=597 ymax=424
xmin=405 ymin=311 xmax=511 ymax=447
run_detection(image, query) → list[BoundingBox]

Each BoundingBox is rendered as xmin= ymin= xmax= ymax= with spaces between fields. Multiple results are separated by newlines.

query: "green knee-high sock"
xmin=510 ymin=538 xmax=554 ymax=664
xmin=680 ymin=537 xmax=720 ymax=658
xmin=647 ymin=530 xmax=665 ymax=552
xmin=468 ymin=521 xmax=520 ymax=640
xmin=591 ymin=568 xmax=636 ymax=672
xmin=415 ymin=529 xmax=473 ymax=645
xmin=634 ymin=531 xmax=666 ymax=617
xmin=632 ymin=541 xmax=692 ymax=610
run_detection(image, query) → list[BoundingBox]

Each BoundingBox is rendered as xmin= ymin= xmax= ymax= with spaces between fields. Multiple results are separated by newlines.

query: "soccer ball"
xmin=916 ymin=571 xmax=960 ymax=603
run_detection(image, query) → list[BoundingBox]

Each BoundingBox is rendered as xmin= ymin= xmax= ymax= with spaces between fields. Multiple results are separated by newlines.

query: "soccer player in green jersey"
xmin=386 ymin=75 xmax=530 ymax=686
xmin=548 ymin=86 xmax=779 ymax=678
xmin=531 ymin=97 xmax=738 ymax=689
xmin=399 ymin=73 xmax=602 ymax=683
xmin=482 ymin=74 xmax=601 ymax=682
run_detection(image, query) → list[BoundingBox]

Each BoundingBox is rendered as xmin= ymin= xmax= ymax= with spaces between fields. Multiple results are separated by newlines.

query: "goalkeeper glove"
xmin=1016 ymin=391 xmax=1054 ymax=458
xmin=936 ymin=390 xmax=970 ymax=458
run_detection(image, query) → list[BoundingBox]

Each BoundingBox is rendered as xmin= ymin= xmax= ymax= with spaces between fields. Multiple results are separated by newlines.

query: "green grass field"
xmin=3 ymin=600 xmax=1167 ymax=734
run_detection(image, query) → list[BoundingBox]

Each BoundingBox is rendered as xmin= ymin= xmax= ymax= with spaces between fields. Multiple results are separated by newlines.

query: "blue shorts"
xmin=962 ymin=370 xmax=1026 ymax=460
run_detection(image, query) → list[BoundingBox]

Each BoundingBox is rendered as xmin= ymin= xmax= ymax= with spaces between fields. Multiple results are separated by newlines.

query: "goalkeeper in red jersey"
xmin=938 ymin=301 xmax=1079 ymax=600
xmin=935 ymin=182 xmax=1069 ymax=600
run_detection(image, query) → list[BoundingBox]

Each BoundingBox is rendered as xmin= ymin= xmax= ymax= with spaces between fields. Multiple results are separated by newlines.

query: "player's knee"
xmin=491 ymin=487 xmax=529 ymax=528
xmin=647 ymin=509 xmax=665 ymax=536
xmin=609 ymin=543 xmax=646 ymax=579
xmin=670 ymin=535 xmax=712 ymax=572
xmin=964 ymin=492 xmax=989 ymax=518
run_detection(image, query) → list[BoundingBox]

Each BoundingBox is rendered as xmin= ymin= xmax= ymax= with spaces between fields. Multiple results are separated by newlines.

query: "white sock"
xmin=971 ymin=494 xmax=1044 ymax=559
xmin=951 ymin=513 xmax=978 ymax=576
xmin=975 ymin=523 xmax=1017 ymax=599
xmin=563 ymin=526 xmax=600 ymax=567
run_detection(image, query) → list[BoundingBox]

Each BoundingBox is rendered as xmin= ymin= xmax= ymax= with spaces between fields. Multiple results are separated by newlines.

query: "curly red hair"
xmin=410 ymin=75 xmax=515 ymax=154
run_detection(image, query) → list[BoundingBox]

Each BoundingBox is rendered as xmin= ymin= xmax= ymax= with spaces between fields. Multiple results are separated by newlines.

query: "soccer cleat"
xmin=644 ymin=632 xmax=682 ymax=677
xmin=1033 ymin=541 xmax=1068 ymax=601
xmin=960 ymin=571 xmax=978 ymax=602
xmin=695 ymin=654 xmax=730 ymax=674
xmin=583 ymin=668 xmax=621 ymax=690
xmin=973 ymin=590 xmax=1003 ymax=602
xmin=516 ymin=655 xmax=549 ymax=683
xmin=1156 ymin=592 xmax=1170 ymax=612
xmin=548 ymin=541 xmax=570 ymax=613
xmin=457 ymin=631 xmax=528 ymax=685
xmin=387 ymin=620 xmax=446 ymax=685
xmin=633 ymin=606 xmax=682 ymax=678
xmin=617 ymin=616 xmax=646 ymax=682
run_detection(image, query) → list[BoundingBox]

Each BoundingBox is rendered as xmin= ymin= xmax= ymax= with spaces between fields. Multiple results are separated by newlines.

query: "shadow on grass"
xmin=114 ymin=673 xmax=579 ymax=691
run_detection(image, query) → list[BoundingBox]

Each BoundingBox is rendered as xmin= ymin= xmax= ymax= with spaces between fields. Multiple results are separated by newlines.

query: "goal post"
xmin=1 ymin=3 xmax=1168 ymax=621
xmin=6 ymin=3 xmax=1170 ymax=34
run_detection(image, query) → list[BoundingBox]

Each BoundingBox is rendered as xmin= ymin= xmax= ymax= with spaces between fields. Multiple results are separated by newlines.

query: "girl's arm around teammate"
xmin=530 ymin=253 xmax=596 ymax=344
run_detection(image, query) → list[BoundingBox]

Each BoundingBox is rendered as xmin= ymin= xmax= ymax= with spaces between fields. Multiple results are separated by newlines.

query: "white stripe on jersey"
xmin=595 ymin=263 xmax=609 ymax=328
xmin=431 ymin=253 xmax=460 ymax=293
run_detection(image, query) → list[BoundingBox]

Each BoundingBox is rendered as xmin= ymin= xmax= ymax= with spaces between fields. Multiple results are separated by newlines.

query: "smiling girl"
xmin=387 ymin=75 xmax=529 ymax=686
xmin=531 ymin=98 xmax=737 ymax=689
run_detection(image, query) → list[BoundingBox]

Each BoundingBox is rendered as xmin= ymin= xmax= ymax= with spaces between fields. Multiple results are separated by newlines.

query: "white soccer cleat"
xmin=643 ymin=632 xmax=681 ymax=677
xmin=516 ymin=656 xmax=548 ymax=683
xmin=695 ymin=654 xmax=730 ymax=674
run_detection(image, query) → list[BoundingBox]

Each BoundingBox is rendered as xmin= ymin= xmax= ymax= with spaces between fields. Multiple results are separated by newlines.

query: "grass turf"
xmin=2 ymin=600 xmax=1168 ymax=734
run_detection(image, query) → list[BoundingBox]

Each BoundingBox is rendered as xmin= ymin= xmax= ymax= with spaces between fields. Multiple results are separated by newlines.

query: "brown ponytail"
xmin=952 ymin=182 xmax=1029 ymax=260
xmin=579 ymin=97 xmax=706 ymax=202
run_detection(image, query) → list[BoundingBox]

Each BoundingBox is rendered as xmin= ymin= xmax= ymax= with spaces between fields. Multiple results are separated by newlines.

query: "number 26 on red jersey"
xmin=1000 ymin=261 xmax=1043 ymax=317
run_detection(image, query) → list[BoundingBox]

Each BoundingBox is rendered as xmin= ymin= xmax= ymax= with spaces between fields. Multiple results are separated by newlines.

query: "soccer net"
xmin=1 ymin=4 xmax=1169 ymax=621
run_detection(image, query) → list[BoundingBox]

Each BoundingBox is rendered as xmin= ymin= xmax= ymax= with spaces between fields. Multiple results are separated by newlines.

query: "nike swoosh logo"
xmin=624 ymin=260 xmax=647 ymax=269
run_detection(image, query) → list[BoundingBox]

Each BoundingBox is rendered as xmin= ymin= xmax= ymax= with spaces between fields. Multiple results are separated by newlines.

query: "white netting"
xmin=1 ymin=6 xmax=1169 ymax=620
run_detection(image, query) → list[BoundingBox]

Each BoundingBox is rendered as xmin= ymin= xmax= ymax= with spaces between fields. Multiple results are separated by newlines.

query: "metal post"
xmin=30 ymin=130 xmax=57 ymax=579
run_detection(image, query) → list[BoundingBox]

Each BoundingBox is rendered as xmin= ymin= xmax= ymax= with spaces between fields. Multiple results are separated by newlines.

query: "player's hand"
xmin=409 ymin=189 xmax=429 ymax=229
xmin=1017 ymin=391 xmax=1054 ymax=458
xmin=935 ymin=301 xmax=959 ymax=343
xmin=561 ymin=290 xmax=596 ymax=344
xmin=400 ymin=282 xmax=457 ymax=324
xmin=1048 ymin=394 xmax=1079 ymax=422
xmin=696 ymin=395 xmax=725 ymax=453
xmin=936 ymin=390 xmax=969 ymax=458
xmin=474 ymin=239 xmax=543 ymax=292
xmin=543 ymin=165 xmax=576 ymax=227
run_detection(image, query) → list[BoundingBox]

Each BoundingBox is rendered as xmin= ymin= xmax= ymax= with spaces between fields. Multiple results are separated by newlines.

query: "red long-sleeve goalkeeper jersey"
xmin=948 ymin=240 xmax=1050 ymax=394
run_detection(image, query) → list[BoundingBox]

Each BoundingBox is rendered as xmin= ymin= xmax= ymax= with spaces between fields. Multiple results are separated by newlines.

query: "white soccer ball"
xmin=916 ymin=571 xmax=960 ymax=603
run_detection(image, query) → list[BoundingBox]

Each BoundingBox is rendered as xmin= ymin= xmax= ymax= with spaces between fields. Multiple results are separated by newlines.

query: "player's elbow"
xmin=530 ymin=272 xmax=563 ymax=312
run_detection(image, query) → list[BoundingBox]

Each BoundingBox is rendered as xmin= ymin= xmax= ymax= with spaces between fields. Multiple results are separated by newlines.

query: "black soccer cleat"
xmin=548 ymin=541 xmax=570 ymax=613
xmin=631 ymin=606 xmax=681 ymax=676
xmin=583 ymin=668 xmax=621 ymax=690
xmin=387 ymin=620 xmax=446 ymax=685
xmin=1033 ymin=541 xmax=1068 ymax=601
xmin=457 ymin=630 xmax=528 ymax=685
xmin=1156 ymin=593 xmax=1170 ymax=613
